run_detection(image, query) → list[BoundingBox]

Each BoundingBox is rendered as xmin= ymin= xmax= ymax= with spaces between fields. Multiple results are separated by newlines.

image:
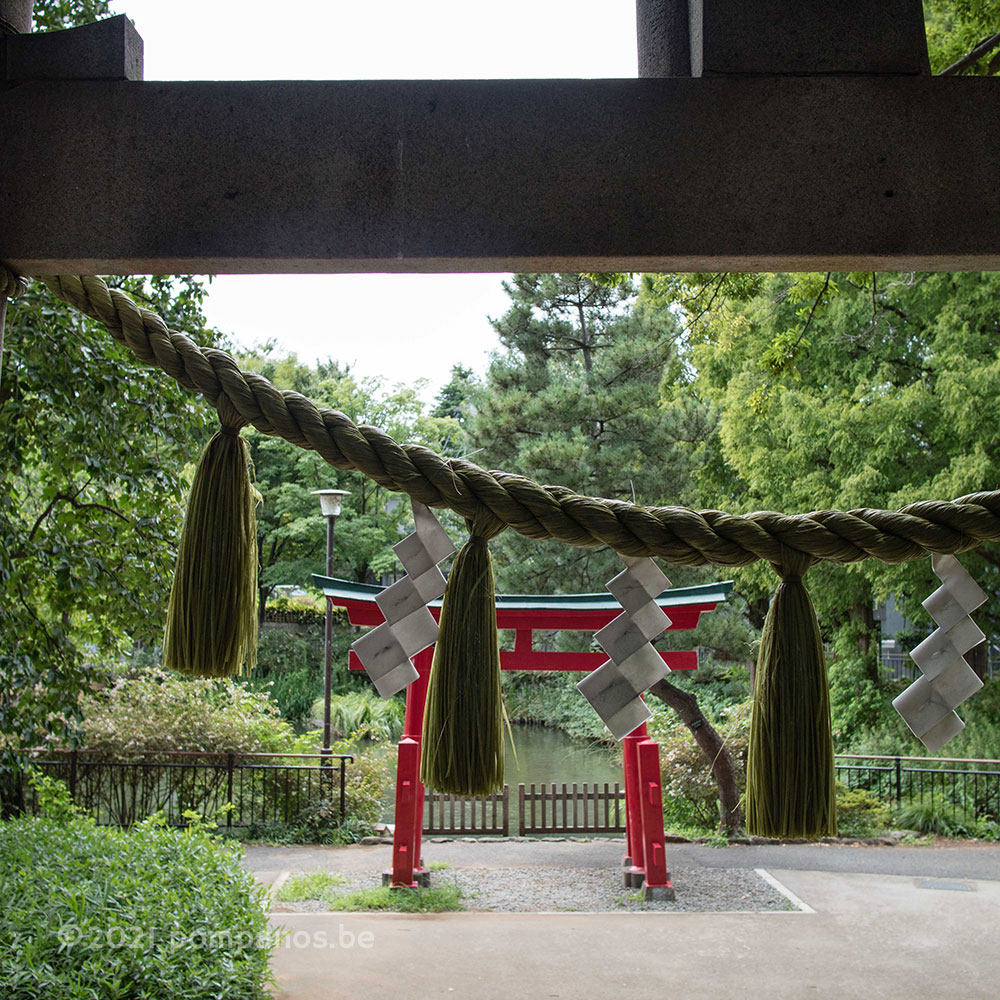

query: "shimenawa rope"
xmin=26 ymin=271 xmax=1000 ymax=571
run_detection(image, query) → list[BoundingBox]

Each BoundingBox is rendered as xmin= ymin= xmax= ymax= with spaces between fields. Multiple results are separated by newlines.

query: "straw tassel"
xmin=745 ymin=553 xmax=837 ymax=839
xmin=420 ymin=512 xmax=506 ymax=796
xmin=163 ymin=404 xmax=260 ymax=677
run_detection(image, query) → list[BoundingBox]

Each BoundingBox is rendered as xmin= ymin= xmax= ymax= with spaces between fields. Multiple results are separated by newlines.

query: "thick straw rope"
xmin=18 ymin=271 xmax=1000 ymax=569
xmin=0 ymin=263 xmax=28 ymax=300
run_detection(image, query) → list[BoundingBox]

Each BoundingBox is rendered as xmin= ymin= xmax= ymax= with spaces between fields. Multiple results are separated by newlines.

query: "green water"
xmin=503 ymin=723 xmax=621 ymax=788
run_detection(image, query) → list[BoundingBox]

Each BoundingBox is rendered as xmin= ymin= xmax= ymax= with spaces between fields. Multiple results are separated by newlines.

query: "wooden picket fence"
xmin=423 ymin=782 xmax=625 ymax=836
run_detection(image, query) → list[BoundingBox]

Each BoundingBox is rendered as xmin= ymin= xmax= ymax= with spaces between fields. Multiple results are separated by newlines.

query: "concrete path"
xmin=248 ymin=840 xmax=1000 ymax=1000
xmin=244 ymin=836 xmax=1000 ymax=880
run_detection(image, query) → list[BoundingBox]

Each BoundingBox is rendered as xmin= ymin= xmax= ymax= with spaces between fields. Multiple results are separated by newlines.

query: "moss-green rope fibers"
xmin=744 ymin=559 xmax=837 ymax=839
xmin=163 ymin=426 xmax=261 ymax=677
xmin=420 ymin=515 xmax=506 ymax=796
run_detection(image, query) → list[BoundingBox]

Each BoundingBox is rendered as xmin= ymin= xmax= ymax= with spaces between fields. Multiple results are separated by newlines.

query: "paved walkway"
xmin=246 ymin=840 xmax=1000 ymax=1000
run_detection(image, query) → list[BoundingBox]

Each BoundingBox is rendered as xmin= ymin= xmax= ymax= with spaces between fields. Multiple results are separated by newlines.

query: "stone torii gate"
xmin=1 ymin=0 xmax=998 ymax=885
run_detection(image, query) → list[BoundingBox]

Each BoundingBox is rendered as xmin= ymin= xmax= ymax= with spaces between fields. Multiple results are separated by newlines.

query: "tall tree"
xmin=473 ymin=273 xmax=713 ymax=593
xmin=652 ymin=270 xmax=1000 ymax=747
xmin=0 ymin=276 xmax=217 ymax=764
xmin=474 ymin=274 xmax=752 ymax=833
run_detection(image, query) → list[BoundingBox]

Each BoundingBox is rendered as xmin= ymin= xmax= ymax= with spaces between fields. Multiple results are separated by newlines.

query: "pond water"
xmin=502 ymin=723 xmax=621 ymax=788
xmin=380 ymin=723 xmax=621 ymax=822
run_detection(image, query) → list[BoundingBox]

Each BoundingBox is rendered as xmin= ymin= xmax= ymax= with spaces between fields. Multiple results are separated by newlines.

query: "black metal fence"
xmin=880 ymin=648 xmax=999 ymax=682
xmin=6 ymin=750 xmax=352 ymax=829
xmin=8 ymin=750 xmax=997 ymax=834
xmin=835 ymin=754 xmax=1000 ymax=826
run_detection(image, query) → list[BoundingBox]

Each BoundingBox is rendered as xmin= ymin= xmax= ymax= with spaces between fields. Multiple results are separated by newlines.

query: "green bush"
xmin=71 ymin=670 xmax=390 ymax=836
xmin=647 ymin=699 xmax=750 ymax=834
xmin=297 ymin=738 xmax=393 ymax=839
xmin=835 ymin=781 xmax=891 ymax=838
xmin=0 ymin=811 xmax=274 ymax=999
xmin=309 ymin=690 xmax=404 ymax=742
xmin=893 ymin=799 xmax=999 ymax=840
xmin=79 ymin=668 xmax=301 ymax=755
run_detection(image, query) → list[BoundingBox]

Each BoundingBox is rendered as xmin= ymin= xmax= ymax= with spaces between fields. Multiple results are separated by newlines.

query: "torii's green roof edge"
xmin=312 ymin=575 xmax=734 ymax=610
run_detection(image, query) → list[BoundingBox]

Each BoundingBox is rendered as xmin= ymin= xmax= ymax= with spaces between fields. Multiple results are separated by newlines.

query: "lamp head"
xmin=312 ymin=489 xmax=351 ymax=518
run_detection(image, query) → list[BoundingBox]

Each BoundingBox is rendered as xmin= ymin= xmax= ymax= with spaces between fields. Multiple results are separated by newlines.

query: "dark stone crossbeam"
xmin=2 ymin=75 xmax=999 ymax=274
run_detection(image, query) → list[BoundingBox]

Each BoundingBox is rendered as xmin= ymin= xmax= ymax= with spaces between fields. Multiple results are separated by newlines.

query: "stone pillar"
xmin=636 ymin=0 xmax=929 ymax=78
xmin=0 ymin=0 xmax=30 ymax=36
xmin=636 ymin=0 xmax=691 ymax=77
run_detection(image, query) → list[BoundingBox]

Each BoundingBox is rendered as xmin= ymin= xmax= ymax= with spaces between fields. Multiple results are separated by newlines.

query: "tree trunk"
xmin=853 ymin=601 xmax=880 ymax=683
xmin=649 ymin=677 xmax=744 ymax=837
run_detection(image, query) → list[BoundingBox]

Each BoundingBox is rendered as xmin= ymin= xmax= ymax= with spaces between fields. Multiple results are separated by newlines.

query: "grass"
xmin=309 ymin=690 xmax=404 ymax=742
xmin=427 ymin=860 xmax=451 ymax=871
xmin=326 ymin=885 xmax=465 ymax=912
xmin=273 ymin=871 xmax=466 ymax=912
xmin=275 ymin=871 xmax=346 ymax=903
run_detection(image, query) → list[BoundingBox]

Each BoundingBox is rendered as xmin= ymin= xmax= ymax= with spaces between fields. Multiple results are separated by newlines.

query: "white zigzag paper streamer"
xmin=351 ymin=501 xmax=455 ymax=698
xmin=577 ymin=556 xmax=672 ymax=739
xmin=893 ymin=553 xmax=987 ymax=752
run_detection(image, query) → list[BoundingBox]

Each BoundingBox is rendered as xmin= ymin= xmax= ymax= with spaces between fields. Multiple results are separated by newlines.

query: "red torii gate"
xmin=315 ymin=574 xmax=732 ymax=897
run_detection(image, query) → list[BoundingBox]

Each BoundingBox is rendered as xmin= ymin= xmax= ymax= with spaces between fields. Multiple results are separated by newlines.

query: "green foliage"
xmin=275 ymin=871 xmax=346 ymax=902
xmin=297 ymin=736 xmax=392 ymax=836
xmin=896 ymin=799 xmax=1000 ymax=841
xmin=309 ymin=691 xmax=404 ymax=742
xmin=0 ymin=276 xmax=217 ymax=763
xmin=649 ymin=269 xmax=1000 ymax=754
xmin=432 ymin=364 xmax=476 ymax=455
xmin=0 ymin=814 xmax=274 ymax=999
xmin=925 ymin=1 xmax=1000 ymax=74
xmin=26 ymin=768 xmax=86 ymax=824
xmin=827 ymin=644 xmax=913 ymax=753
xmin=250 ymin=621 xmax=363 ymax=722
xmin=943 ymin=679 xmax=1000 ymax=760
xmin=72 ymin=666 xmax=391 ymax=833
xmin=324 ymin=885 xmax=465 ymax=912
xmin=648 ymin=700 xmax=750 ymax=833
xmin=251 ymin=628 xmax=325 ymax=721
xmin=238 ymin=347 xmax=460 ymax=593
xmin=78 ymin=667 xmax=301 ymax=755
xmin=473 ymin=273 xmax=709 ymax=593
xmin=895 ymin=800 xmax=960 ymax=837
xmin=33 ymin=0 xmax=109 ymax=32
xmin=655 ymin=656 xmax=753 ymax=721
xmin=835 ymin=782 xmax=891 ymax=838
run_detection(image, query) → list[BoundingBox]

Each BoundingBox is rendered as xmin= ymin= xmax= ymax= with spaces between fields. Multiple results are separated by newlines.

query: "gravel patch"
xmin=272 ymin=864 xmax=793 ymax=913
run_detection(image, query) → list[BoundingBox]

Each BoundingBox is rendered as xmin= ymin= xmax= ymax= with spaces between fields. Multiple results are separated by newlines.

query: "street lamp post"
xmin=313 ymin=489 xmax=350 ymax=766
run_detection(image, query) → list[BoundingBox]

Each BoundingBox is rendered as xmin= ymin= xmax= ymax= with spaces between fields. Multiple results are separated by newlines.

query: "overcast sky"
xmin=108 ymin=0 xmax=639 ymax=399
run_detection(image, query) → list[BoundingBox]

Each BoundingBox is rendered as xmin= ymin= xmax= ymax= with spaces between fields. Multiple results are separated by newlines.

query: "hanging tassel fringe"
xmin=745 ymin=556 xmax=836 ymax=839
xmin=420 ymin=513 xmax=506 ymax=796
xmin=163 ymin=414 xmax=260 ymax=677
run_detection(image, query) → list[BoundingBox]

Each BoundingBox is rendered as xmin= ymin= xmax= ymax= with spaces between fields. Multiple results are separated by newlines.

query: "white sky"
xmin=108 ymin=0 xmax=639 ymax=399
